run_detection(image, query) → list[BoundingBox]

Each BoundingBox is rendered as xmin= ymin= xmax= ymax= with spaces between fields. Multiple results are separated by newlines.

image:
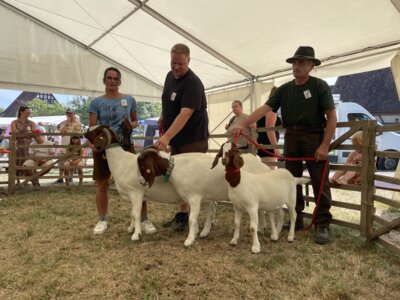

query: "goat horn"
xmin=102 ymin=128 xmax=112 ymax=147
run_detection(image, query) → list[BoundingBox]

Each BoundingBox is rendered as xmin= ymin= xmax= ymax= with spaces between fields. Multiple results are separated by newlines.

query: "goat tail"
xmin=294 ymin=177 xmax=310 ymax=186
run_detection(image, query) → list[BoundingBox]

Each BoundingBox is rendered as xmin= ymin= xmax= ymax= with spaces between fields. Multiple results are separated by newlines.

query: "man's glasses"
xmin=66 ymin=113 xmax=73 ymax=116
xmin=105 ymin=76 xmax=120 ymax=81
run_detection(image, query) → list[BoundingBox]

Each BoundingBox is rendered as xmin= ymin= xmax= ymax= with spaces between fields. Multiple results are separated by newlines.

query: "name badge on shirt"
xmin=303 ymin=90 xmax=312 ymax=99
xmin=121 ymin=99 xmax=127 ymax=106
xmin=171 ymin=92 xmax=177 ymax=101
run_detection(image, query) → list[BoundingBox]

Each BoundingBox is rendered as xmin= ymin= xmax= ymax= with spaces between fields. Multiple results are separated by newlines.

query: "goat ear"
xmin=211 ymin=147 xmax=223 ymax=169
xmin=137 ymin=153 xmax=156 ymax=188
xmin=121 ymin=118 xmax=132 ymax=130
xmin=233 ymin=153 xmax=244 ymax=169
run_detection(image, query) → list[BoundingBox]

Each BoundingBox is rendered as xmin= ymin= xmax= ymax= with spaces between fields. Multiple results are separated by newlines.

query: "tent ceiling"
xmin=1 ymin=0 xmax=400 ymax=101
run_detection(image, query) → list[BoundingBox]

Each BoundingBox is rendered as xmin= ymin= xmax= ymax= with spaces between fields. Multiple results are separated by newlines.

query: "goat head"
xmin=85 ymin=125 xmax=119 ymax=152
xmin=137 ymin=149 xmax=169 ymax=188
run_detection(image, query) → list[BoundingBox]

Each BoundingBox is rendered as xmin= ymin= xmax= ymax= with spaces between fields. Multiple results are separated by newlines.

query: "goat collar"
xmin=104 ymin=143 xmax=120 ymax=150
xmin=163 ymin=156 xmax=175 ymax=183
xmin=226 ymin=168 xmax=240 ymax=174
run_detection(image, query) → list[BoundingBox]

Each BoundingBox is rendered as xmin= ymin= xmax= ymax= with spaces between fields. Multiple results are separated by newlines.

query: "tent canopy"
xmin=0 ymin=0 xmax=400 ymax=102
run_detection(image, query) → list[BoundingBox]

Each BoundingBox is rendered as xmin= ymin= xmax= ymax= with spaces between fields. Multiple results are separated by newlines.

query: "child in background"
xmin=64 ymin=135 xmax=84 ymax=185
xmin=331 ymin=131 xmax=363 ymax=185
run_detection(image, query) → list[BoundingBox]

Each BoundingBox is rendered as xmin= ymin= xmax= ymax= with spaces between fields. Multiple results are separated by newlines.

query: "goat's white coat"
xmin=104 ymin=146 xmax=216 ymax=241
xmin=165 ymin=152 xmax=274 ymax=247
xmin=221 ymin=143 xmax=309 ymax=253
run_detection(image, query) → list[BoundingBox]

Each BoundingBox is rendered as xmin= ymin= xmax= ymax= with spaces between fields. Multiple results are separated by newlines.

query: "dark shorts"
xmin=92 ymin=151 xmax=111 ymax=181
xmin=257 ymin=131 xmax=280 ymax=157
xmin=170 ymin=139 xmax=208 ymax=155
xmin=257 ymin=145 xmax=276 ymax=158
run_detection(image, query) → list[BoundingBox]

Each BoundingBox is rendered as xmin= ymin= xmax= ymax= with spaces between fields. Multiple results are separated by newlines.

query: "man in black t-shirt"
xmin=155 ymin=43 xmax=209 ymax=231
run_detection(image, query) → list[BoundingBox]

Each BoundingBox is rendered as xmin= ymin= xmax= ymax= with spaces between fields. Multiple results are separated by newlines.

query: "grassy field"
xmin=0 ymin=187 xmax=400 ymax=300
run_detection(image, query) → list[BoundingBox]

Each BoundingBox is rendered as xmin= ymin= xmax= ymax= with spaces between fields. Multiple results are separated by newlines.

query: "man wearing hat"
xmin=233 ymin=46 xmax=337 ymax=244
xmin=53 ymin=108 xmax=83 ymax=184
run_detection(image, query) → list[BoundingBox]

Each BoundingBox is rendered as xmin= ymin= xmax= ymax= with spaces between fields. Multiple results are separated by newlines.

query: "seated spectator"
xmin=36 ymin=122 xmax=46 ymax=134
xmin=330 ymin=131 xmax=363 ymax=185
xmin=225 ymin=100 xmax=256 ymax=152
xmin=64 ymin=135 xmax=84 ymax=185
xmin=23 ymin=130 xmax=55 ymax=186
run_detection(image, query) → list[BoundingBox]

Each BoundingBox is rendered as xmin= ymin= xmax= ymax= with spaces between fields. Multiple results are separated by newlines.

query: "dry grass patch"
xmin=0 ymin=187 xmax=399 ymax=299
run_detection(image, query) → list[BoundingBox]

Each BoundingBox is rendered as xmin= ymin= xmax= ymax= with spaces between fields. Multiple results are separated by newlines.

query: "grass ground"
xmin=0 ymin=187 xmax=399 ymax=299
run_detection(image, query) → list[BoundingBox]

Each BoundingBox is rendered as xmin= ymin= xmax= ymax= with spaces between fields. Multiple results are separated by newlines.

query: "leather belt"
xmin=284 ymin=124 xmax=325 ymax=130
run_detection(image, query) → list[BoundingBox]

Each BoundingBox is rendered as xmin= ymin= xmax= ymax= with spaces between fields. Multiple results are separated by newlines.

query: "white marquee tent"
xmin=1 ymin=0 xmax=400 ymax=134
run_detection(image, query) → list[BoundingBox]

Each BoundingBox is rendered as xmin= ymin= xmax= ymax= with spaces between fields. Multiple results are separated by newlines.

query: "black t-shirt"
xmin=256 ymin=115 xmax=282 ymax=146
xmin=161 ymin=69 xmax=209 ymax=147
xmin=266 ymin=76 xmax=334 ymax=127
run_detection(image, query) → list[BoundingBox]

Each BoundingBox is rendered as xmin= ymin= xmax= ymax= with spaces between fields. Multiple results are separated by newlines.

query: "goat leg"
xmin=230 ymin=206 xmax=243 ymax=246
xmin=257 ymin=210 xmax=267 ymax=234
xmin=184 ymin=198 xmax=201 ymax=247
xmin=129 ymin=193 xmax=144 ymax=241
xmin=287 ymin=205 xmax=297 ymax=242
xmin=248 ymin=207 xmax=261 ymax=254
xmin=269 ymin=210 xmax=279 ymax=242
xmin=199 ymin=201 xmax=217 ymax=238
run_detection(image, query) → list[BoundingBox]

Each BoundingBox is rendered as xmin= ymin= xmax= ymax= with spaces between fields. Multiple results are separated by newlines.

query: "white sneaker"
xmin=141 ymin=220 xmax=157 ymax=234
xmin=93 ymin=221 xmax=107 ymax=235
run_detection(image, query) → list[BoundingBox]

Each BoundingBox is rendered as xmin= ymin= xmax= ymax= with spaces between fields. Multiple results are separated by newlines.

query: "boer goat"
xmin=137 ymin=147 xmax=273 ymax=247
xmin=85 ymin=125 xmax=216 ymax=242
xmin=216 ymin=142 xmax=309 ymax=254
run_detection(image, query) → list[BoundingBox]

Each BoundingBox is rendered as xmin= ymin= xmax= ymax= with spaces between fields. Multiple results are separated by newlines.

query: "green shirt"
xmin=266 ymin=76 xmax=334 ymax=127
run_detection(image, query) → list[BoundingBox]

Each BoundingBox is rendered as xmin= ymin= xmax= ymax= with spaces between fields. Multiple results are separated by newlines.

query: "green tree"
xmin=137 ymin=101 xmax=161 ymax=120
xmin=29 ymin=98 xmax=65 ymax=116
xmin=0 ymin=107 xmax=4 ymax=114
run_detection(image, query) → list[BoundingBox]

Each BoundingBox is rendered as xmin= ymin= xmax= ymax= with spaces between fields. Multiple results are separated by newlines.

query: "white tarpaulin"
xmin=0 ymin=0 xmax=399 ymax=103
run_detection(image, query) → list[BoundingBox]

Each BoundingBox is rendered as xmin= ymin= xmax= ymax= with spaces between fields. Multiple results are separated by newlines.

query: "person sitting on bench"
xmin=23 ymin=130 xmax=55 ymax=186
xmin=331 ymin=131 xmax=363 ymax=185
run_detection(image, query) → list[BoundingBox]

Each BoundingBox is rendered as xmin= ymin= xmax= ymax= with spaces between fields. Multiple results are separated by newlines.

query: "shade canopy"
xmin=0 ymin=0 xmax=399 ymax=103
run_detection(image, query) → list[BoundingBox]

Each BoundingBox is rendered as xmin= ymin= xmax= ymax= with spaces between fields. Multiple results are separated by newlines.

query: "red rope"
xmin=239 ymin=132 xmax=329 ymax=232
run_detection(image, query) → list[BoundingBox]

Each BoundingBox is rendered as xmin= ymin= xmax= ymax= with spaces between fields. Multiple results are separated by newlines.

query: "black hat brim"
xmin=286 ymin=56 xmax=321 ymax=66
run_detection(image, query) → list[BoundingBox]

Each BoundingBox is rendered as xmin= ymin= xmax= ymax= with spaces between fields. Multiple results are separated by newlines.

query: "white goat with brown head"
xmin=136 ymin=148 xmax=273 ymax=247
xmin=216 ymin=142 xmax=309 ymax=254
xmin=85 ymin=125 xmax=216 ymax=242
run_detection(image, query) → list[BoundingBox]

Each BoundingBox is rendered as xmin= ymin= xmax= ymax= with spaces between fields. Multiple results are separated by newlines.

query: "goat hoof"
xmin=184 ymin=239 xmax=194 ymax=247
xmin=131 ymin=233 xmax=141 ymax=241
xmin=287 ymin=237 xmax=294 ymax=243
xmin=251 ymin=246 xmax=261 ymax=254
xmin=229 ymin=240 xmax=238 ymax=246
xmin=127 ymin=226 xmax=134 ymax=233
xmin=199 ymin=231 xmax=209 ymax=239
xmin=270 ymin=234 xmax=278 ymax=241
